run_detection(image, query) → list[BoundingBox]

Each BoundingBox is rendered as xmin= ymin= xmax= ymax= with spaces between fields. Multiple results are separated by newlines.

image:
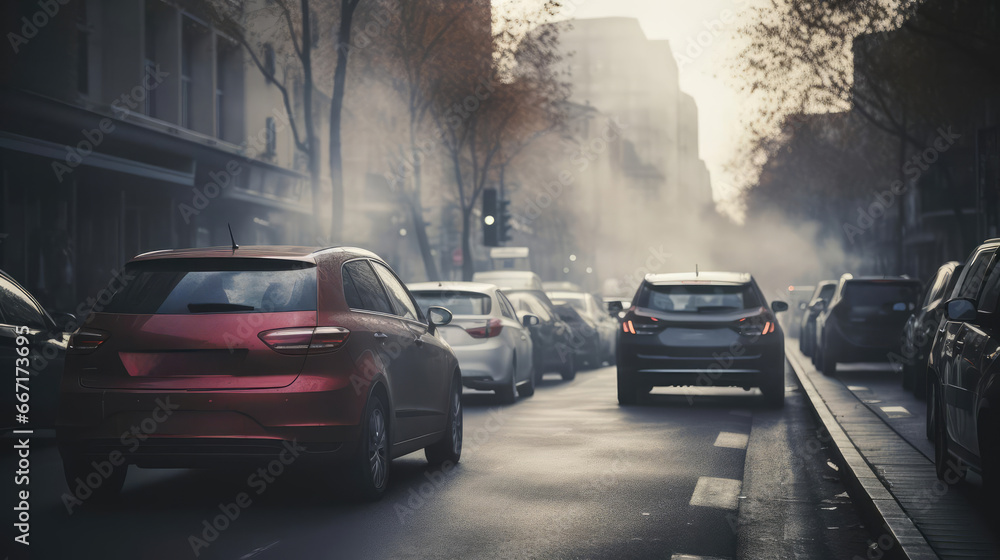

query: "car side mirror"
xmin=522 ymin=314 xmax=540 ymax=327
xmin=607 ymin=301 xmax=624 ymax=315
xmin=808 ymin=298 xmax=827 ymax=312
xmin=945 ymin=298 xmax=977 ymax=322
xmin=427 ymin=306 xmax=453 ymax=327
xmin=50 ymin=311 xmax=78 ymax=332
xmin=771 ymin=300 xmax=789 ymax=313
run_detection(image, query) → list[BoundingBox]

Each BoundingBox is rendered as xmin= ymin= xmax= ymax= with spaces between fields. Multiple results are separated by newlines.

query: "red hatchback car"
xmin=57 ymin=246 xmax=463 ymax=501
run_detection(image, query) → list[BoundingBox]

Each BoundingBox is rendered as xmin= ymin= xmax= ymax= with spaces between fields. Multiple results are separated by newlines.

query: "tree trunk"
xmin=329 ymin=1 xmax=359 ymax=243
xmin=301 ymin=0 xmax=319 ymax=242
xmin=408 ymin=131 xmax=440 ymax=280
xmin=461 ymin=209 xmax=474 ymax=281
xmin=408 ymin=184 xmax=440 ymax=281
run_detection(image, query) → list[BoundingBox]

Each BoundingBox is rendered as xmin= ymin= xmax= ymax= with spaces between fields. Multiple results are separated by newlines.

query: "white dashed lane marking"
xmin=879 ymin=405 xmax=911 ymax=418
xmin=670 ymin=553 xmax=730 ymax=560
xmin=713 ymin=432 xmax=749 ymax=450
xmin=689 ymin=476 xmax=742 ymax=510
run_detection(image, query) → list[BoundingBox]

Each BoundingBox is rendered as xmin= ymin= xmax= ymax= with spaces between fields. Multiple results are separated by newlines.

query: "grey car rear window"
xmin=637 ymin=283 xmax=761 ymax=313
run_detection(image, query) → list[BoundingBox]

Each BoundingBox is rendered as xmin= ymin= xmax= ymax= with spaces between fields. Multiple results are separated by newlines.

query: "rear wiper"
xmin=187 ymin=303 xmax=255 ymax=313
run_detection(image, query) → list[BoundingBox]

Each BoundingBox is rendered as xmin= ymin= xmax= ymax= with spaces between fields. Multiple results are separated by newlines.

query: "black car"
xmin=799 ymin=280 xmax=836 ymax=357
xmin=551 ymin=303 xmax=604 ymax=371
xmin=927 ymin=239 xmax=1000 ymax=497
xmin=814 ymin=275 xmax=921 ymax=376
xmin=505 ymin=289 xmax=578 ymax=382
xmin=616 ymin=272 xmax=788 ymax=407
xmin=1 ymin=269 xmax=75 ymax=431
xmin=901 ymin=261 xmax=962 ymax=398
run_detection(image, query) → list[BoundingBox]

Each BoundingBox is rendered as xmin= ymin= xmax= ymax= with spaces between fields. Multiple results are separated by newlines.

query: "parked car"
xmin=783 ymin=285 xmax=815 ymax=334
xmin=504 ymin=289 xmax=579 ymax=382
xmin=814 ymin=274 xmax=921 ymax=376
xmin=1 ymin=269 xmax=74 ymax=431
xmin=617 ymin=272 xmax=788 ymax=407
xmin=798 ymin=280 xmax=837 ymax=357
xmin=410 ymin=282 xmax=538 ymax=403
xmin=551 ymin=303 xmax=603 ymax=372
xmin=472 ymin=270 xmax=544 ymax=291
xmin=901 ymin=261 xmax=962 ymax=398
xmin=543 ymin=281 xmax=584 ymax=292
xmin=546 ymin=290 xmax=618 ymax=367
xmin=58 ymin=246 xmax=463 ymax=502
xmin=926 ymin=239 xmax=1000 ymax=496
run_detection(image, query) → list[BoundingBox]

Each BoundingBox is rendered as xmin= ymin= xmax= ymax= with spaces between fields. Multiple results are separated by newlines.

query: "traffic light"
xmin=482 ymin=188 xmax=499 ymax=247
xmin=498 ymin=198 xmax=512 ymax=243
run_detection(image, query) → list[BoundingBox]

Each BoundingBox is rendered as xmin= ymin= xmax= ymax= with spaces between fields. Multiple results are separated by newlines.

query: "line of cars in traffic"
xmin=1 ymin=247 xmax=622 ymax=502
xmin=795 ymin=238 xmax=1000 ymax=499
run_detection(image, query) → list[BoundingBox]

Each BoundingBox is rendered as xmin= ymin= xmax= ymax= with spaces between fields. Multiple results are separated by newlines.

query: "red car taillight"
xmin=737 ymin=309 xmax=777 ymax=336
xmin=258 ymin=326 xmax=350 ymax=355
xmin=466 ymin=318 xmax=503 ymax=339
xmin=67 ymin=328 xmax=109 ymax=354
xmin=623 ymin=315 xmax=662 ymax=335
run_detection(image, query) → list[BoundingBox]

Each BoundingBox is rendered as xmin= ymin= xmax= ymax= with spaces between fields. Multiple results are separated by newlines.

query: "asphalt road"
xmin=7 ymin=363 xmax=872 ymax=560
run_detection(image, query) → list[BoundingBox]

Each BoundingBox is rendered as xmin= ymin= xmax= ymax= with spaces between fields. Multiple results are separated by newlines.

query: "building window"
xmin=265 ymin=117 xmax=277 ymax=156
xmin=76 ymin=0 xmax=89 ymax=95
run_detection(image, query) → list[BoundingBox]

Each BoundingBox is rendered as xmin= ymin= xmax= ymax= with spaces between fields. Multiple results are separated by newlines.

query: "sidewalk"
xmin=785 ymin=344 xmax=1000 ymax=560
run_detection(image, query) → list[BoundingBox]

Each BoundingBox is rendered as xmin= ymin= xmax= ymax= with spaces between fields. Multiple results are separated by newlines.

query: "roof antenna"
xmin=695 ymin=264 xmax=699 ymax=277
xmin=228 ymin=223 xmax=239 ymax=253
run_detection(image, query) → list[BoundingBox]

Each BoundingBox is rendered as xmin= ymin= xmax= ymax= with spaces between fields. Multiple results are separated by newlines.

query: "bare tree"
xmin=198 ymin=0 xmax=328 ymax=238
xmin=328 ymin=0 xmax=364 ymax=242
xmin=427 ymin=1 xmax=568 ymax=280
xmin=368 ymin=0 xmax=476 ymax=281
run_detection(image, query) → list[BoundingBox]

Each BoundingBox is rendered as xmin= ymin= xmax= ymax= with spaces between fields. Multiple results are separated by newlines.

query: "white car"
xmin=471 ymin=270 xmax=544 ymax=291
xmin=409 ymin=282 xmax=539 ymax=403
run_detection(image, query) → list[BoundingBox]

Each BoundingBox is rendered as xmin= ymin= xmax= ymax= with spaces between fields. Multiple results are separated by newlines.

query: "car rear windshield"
xmin=636 ymin=283 xmax=762 ymax=313
xmin=411 ymin=291 xmax=492 ymax=316
xmin=549 ymin=294 xmax=587 ymax=314
xmin=842 ymin=282 xmax=920 ymax=312
xmin=818 ymin=284 xmax=836 ymax=300
xmin=103 ymin=259 xmax=317 ymax=314
xmin=474 ymin=274 xmax=539 ymax=290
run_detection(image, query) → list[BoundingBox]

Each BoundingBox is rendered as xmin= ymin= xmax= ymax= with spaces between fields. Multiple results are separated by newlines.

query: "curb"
xmin=786 ymin=349 xmax=939 ymax=560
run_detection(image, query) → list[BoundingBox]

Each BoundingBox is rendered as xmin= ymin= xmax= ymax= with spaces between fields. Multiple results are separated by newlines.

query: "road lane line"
xmin=670 ymin=553 xmax=730 ymax=560
xmin=713 ymin=432 xmax=749 ymax=450
xmin=689 ymin=477 xmax=742 ymax=510
xmin=879 ymin=405 xmax=911 ymax=418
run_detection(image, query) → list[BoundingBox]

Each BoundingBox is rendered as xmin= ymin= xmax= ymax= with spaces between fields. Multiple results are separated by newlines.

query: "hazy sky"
xmin=549 ymin=0 xmax=755 ymax=208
